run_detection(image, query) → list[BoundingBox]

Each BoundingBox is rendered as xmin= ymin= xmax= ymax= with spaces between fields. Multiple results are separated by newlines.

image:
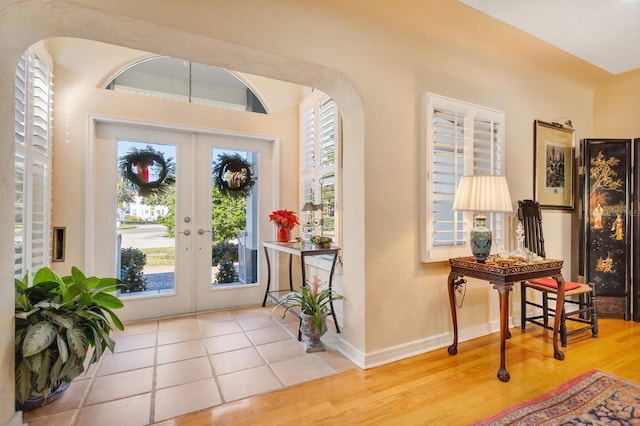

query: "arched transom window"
xmin=105 ymin=56 xmax=267 ymax=114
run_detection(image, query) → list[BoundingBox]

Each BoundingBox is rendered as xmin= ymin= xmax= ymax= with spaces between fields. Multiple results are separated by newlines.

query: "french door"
xmin=91 ymin=121 xmax=275 ymax=322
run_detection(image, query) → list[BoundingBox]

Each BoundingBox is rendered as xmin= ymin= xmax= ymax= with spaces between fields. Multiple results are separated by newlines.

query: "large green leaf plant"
xmin=15 ymin=266 xmax=124 ymax=405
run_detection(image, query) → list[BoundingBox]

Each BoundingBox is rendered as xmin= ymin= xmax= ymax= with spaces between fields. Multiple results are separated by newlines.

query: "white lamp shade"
xmin=452 ymin=175 xmax=513 ymax=213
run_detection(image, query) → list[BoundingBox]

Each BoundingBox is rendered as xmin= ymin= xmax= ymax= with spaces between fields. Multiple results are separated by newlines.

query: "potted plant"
xmin=15 ymin=266 xmax=125 ymax=410
xmin=268 ymin=209 xmax=300 ymax=242
xmin=273 ymin=274 xmax=343 ymax=352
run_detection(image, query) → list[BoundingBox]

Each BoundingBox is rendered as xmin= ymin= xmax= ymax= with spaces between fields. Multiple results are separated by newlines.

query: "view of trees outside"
xmin=157 ymin=185 xmax=246 ymax=244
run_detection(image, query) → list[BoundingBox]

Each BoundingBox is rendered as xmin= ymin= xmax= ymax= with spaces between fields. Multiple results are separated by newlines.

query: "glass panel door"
xmin=93 ymin=122 xmax=275 ymax=321
xmin=193 ymin=135 xmax=274 ymax=312
xmin=117 ymin=141 xmax=177 ymax=297
xmin=93 ymin=123 xmax=193 ymax=322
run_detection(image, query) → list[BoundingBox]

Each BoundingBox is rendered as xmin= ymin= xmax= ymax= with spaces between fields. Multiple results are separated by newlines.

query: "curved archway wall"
xmin=1 ymin=1 xmax=611 ymax=419
xmin=0 ymin=4 xmax=366 ymax=417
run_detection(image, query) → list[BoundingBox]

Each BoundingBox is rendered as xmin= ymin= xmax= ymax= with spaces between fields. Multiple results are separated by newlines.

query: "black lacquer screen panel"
xmin=580 ymin=139 xmax=632 ymax=320
xmin=634 ymin=139 xmax=640 ymax=322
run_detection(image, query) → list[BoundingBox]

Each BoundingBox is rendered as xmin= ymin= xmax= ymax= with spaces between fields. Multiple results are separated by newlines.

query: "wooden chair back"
xmin=517 ymin=199 xmax=545 ymax=258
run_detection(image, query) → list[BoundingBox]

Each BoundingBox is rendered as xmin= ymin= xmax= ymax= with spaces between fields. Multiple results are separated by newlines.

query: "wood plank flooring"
xmin=156 ymin=318 xmax=640 ymax=425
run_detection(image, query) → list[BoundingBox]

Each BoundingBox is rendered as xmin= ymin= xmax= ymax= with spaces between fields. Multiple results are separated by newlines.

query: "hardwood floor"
xmin=155 ymin=318 xmax=640 ymax=425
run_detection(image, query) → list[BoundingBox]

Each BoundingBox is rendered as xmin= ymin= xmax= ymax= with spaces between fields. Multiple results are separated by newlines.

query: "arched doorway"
xmin=0 ymin=3 xmax=367 ymax=419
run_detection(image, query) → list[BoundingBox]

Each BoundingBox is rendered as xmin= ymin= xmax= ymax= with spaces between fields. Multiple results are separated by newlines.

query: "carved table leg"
xmin=498 ymin=289 xmax=512 ymax=340
xmin=494 ymin=282 xmax=513 ymax=382
xmin=551 ymin=274 xmax=565 ymax=361
xmin=447 ymin=273 xmax=464 ymax=355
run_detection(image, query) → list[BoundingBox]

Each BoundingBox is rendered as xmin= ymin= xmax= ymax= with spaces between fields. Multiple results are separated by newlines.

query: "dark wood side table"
xmin=261 ymin=241 xmax=341 ymax=338
xmin=447 ymin=256 xmax=566 ymax=382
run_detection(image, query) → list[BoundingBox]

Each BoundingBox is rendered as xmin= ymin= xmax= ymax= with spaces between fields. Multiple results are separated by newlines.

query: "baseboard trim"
xmin=341 ymin=316 xmax=521 ymax=369
xmin=337 ymin=336 xmax=366 ymax=369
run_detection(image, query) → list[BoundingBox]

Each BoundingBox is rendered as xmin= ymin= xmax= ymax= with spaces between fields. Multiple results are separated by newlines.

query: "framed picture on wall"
xmin=533 ymin=120 xmax=575 ymax=210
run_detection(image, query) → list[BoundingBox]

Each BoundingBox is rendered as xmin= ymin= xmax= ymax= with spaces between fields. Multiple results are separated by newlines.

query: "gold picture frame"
xmin=534 ymin=120 xmax=575 ymax=210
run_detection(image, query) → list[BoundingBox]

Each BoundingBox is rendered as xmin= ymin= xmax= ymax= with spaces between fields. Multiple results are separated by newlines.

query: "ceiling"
xmin=458 ymin=0 xmax=640 ymax=75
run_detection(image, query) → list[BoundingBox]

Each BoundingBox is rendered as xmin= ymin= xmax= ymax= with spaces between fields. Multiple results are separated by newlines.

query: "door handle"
xmin=178 ymin=229 xmax=191 ymax=236
xmin=197 ymin=228 xmax=212 ymax=235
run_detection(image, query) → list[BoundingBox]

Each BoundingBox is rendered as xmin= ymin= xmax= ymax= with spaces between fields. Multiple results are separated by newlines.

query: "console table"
xmin=261 ymin=241 xmax=341 ymax=336
xmin=447 ymin=256 xmax=566 ymax=382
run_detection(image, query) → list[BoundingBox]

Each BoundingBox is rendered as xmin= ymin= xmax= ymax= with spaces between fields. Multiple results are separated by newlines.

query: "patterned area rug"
xmin=473 ymin=370 xmax=640 ymax=425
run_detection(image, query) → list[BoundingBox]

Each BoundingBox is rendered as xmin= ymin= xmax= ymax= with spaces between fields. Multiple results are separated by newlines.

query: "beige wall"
xmin=0 ymin=0 xmax=625 ymax=421
xmin=594 ymin=69 xmax=640 ymax=137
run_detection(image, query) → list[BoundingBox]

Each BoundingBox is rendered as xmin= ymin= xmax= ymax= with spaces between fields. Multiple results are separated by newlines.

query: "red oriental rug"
xmin=473 ymin=369 xmax=640 ymax=425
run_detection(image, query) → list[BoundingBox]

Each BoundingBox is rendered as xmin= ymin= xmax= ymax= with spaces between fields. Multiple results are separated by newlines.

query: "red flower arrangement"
xmin=269 ymin=209 xmax=300 ymax=230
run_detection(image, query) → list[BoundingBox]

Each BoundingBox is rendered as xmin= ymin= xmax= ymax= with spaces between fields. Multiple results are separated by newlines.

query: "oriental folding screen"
xmin=579 ymin=138 xmax=639 ymax=321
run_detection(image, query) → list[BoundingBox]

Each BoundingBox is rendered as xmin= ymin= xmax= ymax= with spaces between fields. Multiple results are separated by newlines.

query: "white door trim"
xmin=85 ymin=114 xmax=281 ymax=320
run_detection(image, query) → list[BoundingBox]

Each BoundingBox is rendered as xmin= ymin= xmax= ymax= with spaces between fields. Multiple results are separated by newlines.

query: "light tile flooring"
xmin=22 ymin=305 xmax=356 ymax=426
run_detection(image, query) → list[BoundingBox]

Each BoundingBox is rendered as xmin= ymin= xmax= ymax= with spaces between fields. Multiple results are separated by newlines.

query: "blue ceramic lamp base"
xmin=470 ymin=214 xmax=492 ymax=263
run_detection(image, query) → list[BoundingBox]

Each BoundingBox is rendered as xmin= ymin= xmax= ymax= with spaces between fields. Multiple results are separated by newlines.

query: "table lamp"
xmin=302 ymin=201 xmax=324 ymax=237
xmin=452 ymin=175 xmax=513 ymax=263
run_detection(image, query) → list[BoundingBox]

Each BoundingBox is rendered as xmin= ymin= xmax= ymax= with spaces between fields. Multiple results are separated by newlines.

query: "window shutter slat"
xmin=31 ymin=55 xmax=51 ymax=154
xmin=319 ymin=99 xmax=336 ymax=168
xmin=15 ymin=54 xmax=27 ymax=146
xmin=14 ymin=155 xmax=25 ymax=277
xmin=302 ymin=107 xmax=315 ymax=172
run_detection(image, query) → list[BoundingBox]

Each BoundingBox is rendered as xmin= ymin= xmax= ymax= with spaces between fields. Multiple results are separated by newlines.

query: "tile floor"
xmin=22 ymin=305 xmax=356 ymax=426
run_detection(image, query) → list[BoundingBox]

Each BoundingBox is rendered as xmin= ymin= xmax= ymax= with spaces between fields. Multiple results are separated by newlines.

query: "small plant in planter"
xmin=273 ymin=274 xmax=343 ymax=352
xmin=15 ymin=266 xmax=124 ymax=410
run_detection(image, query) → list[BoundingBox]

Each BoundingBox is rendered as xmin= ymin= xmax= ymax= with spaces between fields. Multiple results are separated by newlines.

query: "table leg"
xmin=447 ymin=273 xmax=463 ymax=355
xmin=494 ymin=282 xmax=513 ymax=382
xmin=550 ymin=274 xmax=566 ymax=361
xmin=288 ymin=254 xmax=294 ymax=291
xmin=261 ymin=246 xmax=271 ymax=307
xmin=327 ymin=252 xmax=340 ymax=333
xmin=499 ymin=288 xmax=512 ymax=340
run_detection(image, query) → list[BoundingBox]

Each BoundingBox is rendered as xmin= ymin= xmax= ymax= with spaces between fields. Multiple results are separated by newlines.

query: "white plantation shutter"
xmin=299 ymin=90 xmax=341 ymax=244
xmin=14 ymin=45 xmax=53 ymax=278
xmin=422 ymin=93 xmax=506 ymax=262
xmin=432 ymin=109 xmax=466 ymax=248
xmin=473 ymin=115 xmax=506 ymax=244
xmin=15 ymin=53 xmax=27 ymax=147
xmin=302 ymin=104 xmax=315 ymax=173
xmin=32 ymin=54 xmax=51 ymax=153
xmin=30 ymin=162 xmax=49 ymax=268
xmin=14 ymin=155 xmax=26 ymax=277
xmin=319 ymin=99 xmax=336 ymax=168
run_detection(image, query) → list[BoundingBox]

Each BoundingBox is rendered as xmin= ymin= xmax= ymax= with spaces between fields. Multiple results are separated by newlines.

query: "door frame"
xmin=85 ymin=114 xmax=281 ymax=321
